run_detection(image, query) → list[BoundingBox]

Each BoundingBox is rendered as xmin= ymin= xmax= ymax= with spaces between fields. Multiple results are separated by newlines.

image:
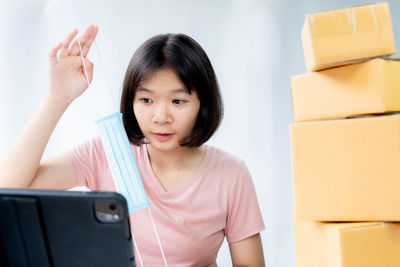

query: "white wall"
xmin=1 ymin=0 xmax=400 ymax=266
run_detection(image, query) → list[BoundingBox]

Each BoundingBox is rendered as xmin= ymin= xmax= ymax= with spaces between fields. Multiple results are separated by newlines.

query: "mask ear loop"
xmin=77 ymin=35 xmax=119 ymax=112
xmin=77 ymin=34 xmax=169 ymax=267
xmin=92 ymin=39 xmax=119 ymax=112
xmin=77 ymin=36 xmax=90 ymax=86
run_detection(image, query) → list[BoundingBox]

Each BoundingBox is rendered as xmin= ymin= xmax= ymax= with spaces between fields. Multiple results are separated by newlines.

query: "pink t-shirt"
xmin=66 ymin=137 xmax=265 ymax=267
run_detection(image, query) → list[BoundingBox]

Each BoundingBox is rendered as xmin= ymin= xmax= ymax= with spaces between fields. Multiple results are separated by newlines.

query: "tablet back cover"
xmin=0 ymin=189 xmax=135 ymax=267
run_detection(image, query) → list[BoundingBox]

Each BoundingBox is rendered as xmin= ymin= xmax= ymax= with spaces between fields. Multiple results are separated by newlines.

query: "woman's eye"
xmin=141 ymin=98 xmax=153 ymax=104
xmin=172 ymin=99 xmax=185 ymax=105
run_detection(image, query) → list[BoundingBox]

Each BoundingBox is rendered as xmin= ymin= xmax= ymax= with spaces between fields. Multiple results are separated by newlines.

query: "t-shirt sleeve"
xmin=65 ymin=137 xmax=104 ymax=190
xmin=225 ymin=162 xmax=265 ymax=243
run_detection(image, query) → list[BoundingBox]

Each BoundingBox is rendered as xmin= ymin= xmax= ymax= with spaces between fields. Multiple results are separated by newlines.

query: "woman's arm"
xmin=0 ymin=25 xmax=98 ymax=189
xmin=0 ymin=99 xmax=74 ymax=189
xmin=229 ymin=233 xmax=265 ymax=267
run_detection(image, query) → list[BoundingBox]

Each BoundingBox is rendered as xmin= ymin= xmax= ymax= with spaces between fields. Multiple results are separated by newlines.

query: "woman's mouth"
xmin=153 ymin=133 xmax=173 ymax=142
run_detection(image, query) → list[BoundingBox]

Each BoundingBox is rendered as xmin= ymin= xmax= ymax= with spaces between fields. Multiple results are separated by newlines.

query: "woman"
xmin=0 ymin=24 xmax=265 ymax=266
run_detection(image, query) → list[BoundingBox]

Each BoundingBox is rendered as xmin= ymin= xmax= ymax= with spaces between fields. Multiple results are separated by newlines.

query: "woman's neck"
xmin=146 ymin=144 xmax=205 ymax=170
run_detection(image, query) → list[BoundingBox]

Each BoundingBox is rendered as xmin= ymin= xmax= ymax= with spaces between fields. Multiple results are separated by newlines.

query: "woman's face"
xmin=133 ymin=68 xmax=200 ymax=152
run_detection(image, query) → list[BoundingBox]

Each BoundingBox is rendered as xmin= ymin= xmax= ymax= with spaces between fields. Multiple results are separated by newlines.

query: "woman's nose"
xmin=151 ymin=103 xmax=172 ymax=124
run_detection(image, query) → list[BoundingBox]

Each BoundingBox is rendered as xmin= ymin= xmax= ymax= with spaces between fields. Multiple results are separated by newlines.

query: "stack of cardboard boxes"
xmin=290 ymin=2 xmax=400 ymax=266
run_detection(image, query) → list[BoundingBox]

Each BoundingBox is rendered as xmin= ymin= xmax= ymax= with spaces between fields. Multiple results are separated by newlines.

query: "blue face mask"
xmin=96 ymin=112 xmax=151 ymax=213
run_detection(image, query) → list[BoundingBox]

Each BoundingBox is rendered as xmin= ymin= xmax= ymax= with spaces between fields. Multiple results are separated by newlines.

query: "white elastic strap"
xmin=131 ymin=225 xmax=144 ymax=267
xmin=77 ymin=35 xmax=90 ymax=86
xmin=147 ymin=207 xmax=168 ymax=267
xmin=93 ymin=39 xmax=119 ymax=111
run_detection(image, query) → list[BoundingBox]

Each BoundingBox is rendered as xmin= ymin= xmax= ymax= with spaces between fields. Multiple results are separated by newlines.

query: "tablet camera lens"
xmin=94 ymin=199 xmax=123 ymax=223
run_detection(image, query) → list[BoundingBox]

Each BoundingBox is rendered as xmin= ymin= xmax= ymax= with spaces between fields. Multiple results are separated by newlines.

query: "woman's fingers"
xmin=82 ymin=25 xmax=99 ymax=57
xmin=84 ymin=59 xmax=94 ymax=83
xmin=69 ymin=24 xmax=98 ymax=57
xmin=48 ymin=25 xmax=97 ymax=66
xmin=48 ymin=42 xmax=62 ymax=65
xmin=58 ymin=28 xmax=78 ymax=59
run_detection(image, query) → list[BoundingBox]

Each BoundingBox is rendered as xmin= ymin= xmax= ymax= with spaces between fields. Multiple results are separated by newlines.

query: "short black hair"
xmin=120 ymin=33 xmax=223 ymax=147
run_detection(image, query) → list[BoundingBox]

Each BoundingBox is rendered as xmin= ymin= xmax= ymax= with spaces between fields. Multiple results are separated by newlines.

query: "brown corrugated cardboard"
xmin=294 ymin=220 xmax=400 ymax=267
xmin=301 ymin=3 xmax=395 ymax=72
xmin=290 ymin=114 xmax=400 ymax=221
xmin=291 ymin=58 xmax=400 ymax=122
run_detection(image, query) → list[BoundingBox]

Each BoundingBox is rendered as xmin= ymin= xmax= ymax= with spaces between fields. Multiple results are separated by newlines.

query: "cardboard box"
xmin=290 ymin=114 xmax=400 ymax=221
xmin=294 ymin=220 xmax=400 ymax=267
xmin=302 ymin=2 xmax=395 ymax=72
xmin=291 ymin=58 xmax=400 ymax=122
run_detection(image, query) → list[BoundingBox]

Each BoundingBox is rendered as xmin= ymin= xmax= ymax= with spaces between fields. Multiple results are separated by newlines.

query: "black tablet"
xmin=0 ymin=188 xmax=135 ymax=267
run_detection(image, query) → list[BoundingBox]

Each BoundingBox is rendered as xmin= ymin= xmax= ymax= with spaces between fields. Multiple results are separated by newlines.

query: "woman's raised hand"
xmin=47 ymin=24 xmax=98 ymax=106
